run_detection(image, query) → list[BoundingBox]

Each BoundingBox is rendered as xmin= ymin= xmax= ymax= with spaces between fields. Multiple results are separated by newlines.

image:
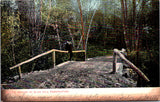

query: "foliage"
xmin=87 ymin=44 xmax=113 ymax=58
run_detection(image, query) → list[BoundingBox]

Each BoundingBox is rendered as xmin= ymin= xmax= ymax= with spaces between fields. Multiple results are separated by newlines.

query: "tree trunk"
xmin=40 ymin=0 xmax=52 ymax=50
xmin=77 ymin=36 xmax=83 ymax=50
xmin=132 ymin=0 xmax=136 ymax=50
xmin=16 ymin=0 xmax=44 ymax=71
xmin=40 ymin=0 xmax=43 ymax=23
xmin=124 ymin=0 xmax=128 ymax=22
xmin=85 ymin=9 xmax=97 ymax=54
xmin=16 ymin=0 xmax=36 ymax=56
xmin=55 ymin=22 xmax=62 ymax=50
xmin=120 ymin=0 xmax=129 ymax=50
xmin=77 ymin=0 xmax=85 ymax=50
xmin=67 ymin=23 xmax=75 ymax=49
xmin=11 ymin=17 xmax=16 ymax=65
xmin=136 ymin=0 xmax=146 ymax=65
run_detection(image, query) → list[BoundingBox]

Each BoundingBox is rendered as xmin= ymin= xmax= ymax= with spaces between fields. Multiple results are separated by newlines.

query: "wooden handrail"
xmin=10 ymin=49 xmax=85 ymax=70
xmin=10 ymin=49 xmax=53 ymax=70
xmin=113 ymin=49 xmax=150 ymax=82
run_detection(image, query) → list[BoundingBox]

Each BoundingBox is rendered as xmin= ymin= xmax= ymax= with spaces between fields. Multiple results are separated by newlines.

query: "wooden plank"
xmin=113 ymin=49 xmax=150 ymax=82
xmin=10 ymin=49 xmax=85 ymax=70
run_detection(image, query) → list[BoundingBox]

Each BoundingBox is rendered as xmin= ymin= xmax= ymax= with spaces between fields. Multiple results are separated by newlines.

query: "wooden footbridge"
xmin=10 ymin=49 xmax=86 ymax=79
xmin=8 ymin=48 xmax=149 ymax=87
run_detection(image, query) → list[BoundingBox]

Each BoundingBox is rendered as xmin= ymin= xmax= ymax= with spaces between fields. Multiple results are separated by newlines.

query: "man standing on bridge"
xmin=65 ymin=41 xmax=73 ymax=61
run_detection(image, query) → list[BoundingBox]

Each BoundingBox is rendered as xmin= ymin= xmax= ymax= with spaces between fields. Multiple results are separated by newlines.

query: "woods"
xmin=1 ymin=0 xmax=159 ymax=87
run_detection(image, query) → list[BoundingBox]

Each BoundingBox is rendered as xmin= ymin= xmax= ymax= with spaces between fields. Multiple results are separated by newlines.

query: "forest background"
xmin=1 ymin=0 xmax=159 ymax=87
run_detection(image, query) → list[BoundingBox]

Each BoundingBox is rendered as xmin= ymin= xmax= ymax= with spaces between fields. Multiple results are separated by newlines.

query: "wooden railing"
xmin=112 ymin=48 xmax=150 ymax=82
xmin=10 ymin=49 xmax=85 ymax=79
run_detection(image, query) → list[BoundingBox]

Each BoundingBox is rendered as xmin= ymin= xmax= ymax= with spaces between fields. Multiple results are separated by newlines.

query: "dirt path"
xmin=3 ymin=56 xmax=137 ymax=89
xmin=86 ymin=55 xmax=122 ymax=62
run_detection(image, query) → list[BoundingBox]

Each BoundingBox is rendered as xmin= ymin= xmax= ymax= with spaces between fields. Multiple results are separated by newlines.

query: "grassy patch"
xmin=86 ymin=45 xmax=113 ymax=58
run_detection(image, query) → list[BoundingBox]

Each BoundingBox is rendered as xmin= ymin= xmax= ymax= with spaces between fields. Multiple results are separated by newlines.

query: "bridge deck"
xmin=3 ymin=56 xmax=137 ymax=89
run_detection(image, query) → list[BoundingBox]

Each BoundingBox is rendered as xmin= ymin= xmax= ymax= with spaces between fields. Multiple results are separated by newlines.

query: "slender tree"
xmin=77 ymin=0 xmax=85 ymax=50
xmin=132 ymin=0 xmax=136 ymax=50
xmin=40 ymin=0 xmax=52 ymax=50
xmin=120 ymin=0 xmax=128 ymax=50
xmin=85 ymin=9 xmax=97 ymax=54
xmin=67 ymin=23 xmax=75 ymax=49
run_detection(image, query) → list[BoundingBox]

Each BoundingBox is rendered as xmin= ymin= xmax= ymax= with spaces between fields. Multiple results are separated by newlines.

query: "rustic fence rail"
xmin=112 ymin=48 xmax=150 ymax=82
xmin=10 ymin=49 xmax=85 ymax=79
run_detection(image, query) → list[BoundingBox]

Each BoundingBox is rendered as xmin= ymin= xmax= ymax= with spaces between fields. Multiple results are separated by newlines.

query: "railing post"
xmin=112 ymin=51 xmax=117 ymax=73
xmin=18 ymin=66 xmax=22 ymax=79
xmin=52 ymin=51 xmax=56 ymax=68
xmin=85 ymin=51 xmax=86 ymax=61
xmin=113 ymin=48 xmax=150 ymax=82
